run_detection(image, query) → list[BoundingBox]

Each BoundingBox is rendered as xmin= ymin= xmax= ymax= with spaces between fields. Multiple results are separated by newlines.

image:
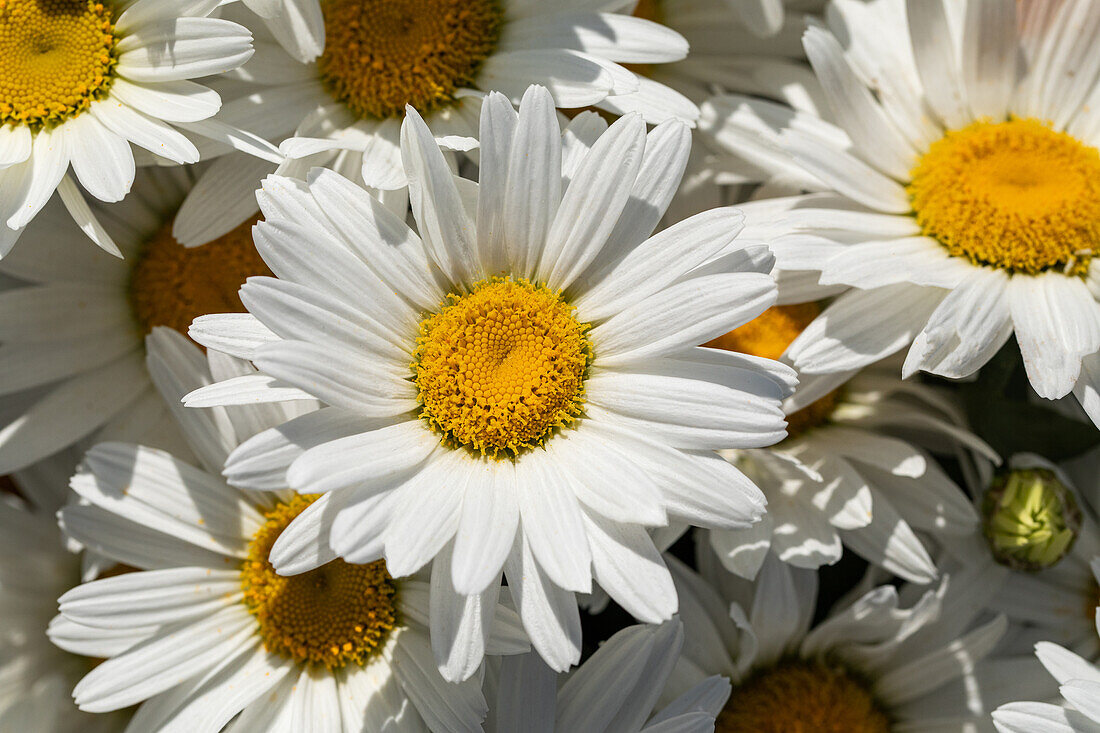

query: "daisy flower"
xmin=0 ymin=165 xmax=282 ymax=474
xmin=55 ymin=327 xmax=526 ymax=732
xmin=993 ymin=644 xmax=1100 ymax=733
xmin=670 ymin=542 xmax=1009 ymax=732
xmin=0 ymin=461 xmax=128 ymax=733
xmin=697 ymin=0 xmax=1100 ymax=428
xmin=0 ymin=0 xmax=279 ymax=256
xmin=184 ymin=85 xmax=792 ymax=674
xmin=943 ymin=451 xmax=1100 ymax=665
xmin=483 ymin=618 xmax=731 ymax=733
xmin=700 ymin=302 xmax=992 ymax=584
xmin=171 ymin=0 xmax=699 ymax=246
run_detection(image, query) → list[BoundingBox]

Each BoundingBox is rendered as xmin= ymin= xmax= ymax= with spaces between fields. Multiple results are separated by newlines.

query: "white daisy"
xmin=702 ymin=302 xmax=993 ymax=584
xmin=171 ymin=0 xmax=699 ymax=246
xmin=993 ymin=644 xmax=1100 ymax=733
xmin=0 ymin=460 xmax=128 ymax=733
xmin=943 ymin=451 xmax=1100 ymax=666
xmin=0 ymin=165 xmax=284 ymax=474
xmin=183 ymin=85 xmax=792 ymax=674
xmin=670 ymin=541 xmax=1010 ymax=731
xmin=483 ymin=617 xmax=730 ymax=733
xmin=55 ymin=327 xmax=527 ymax=732
xmin=697 ymin=0 xmax=1100 ymax=429
xmin=0 ymin=0 xmax=281 ymax=256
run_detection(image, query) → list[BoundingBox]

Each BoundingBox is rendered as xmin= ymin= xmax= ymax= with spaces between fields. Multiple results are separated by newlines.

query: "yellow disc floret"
xmin=317 ymin=0 xmax=503 ymax=120
xmin=129 ymin=219 xmax=273 ymax=336
xmin=414 ymin=278 xmax=591 ymax=458
xmin=241 ymin=495 xmax=398 ymax=669
xmin=0 ymin=0 xmax=118 ymax=127
xmin=705 ymin=304 xmax=838 ymax=439
xmin=717 ymin=660 xmax=890 ymax=733
xmin=909 ymin=118 xmax=1100 ymax=275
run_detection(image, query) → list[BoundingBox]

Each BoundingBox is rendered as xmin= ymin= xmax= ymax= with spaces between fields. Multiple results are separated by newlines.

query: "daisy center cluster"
xmin=241 ymin=494 xmax=399 ymax=669
xmin=717 ymin=660 xmax=890 ymax=733
xmin=0 ymin=0 xmax=118 ymax=127
xmin=317 ymin=0 xmax=503 ymax=119
xmin=128 ymin=219 xmax=272 ymax=336
xmin=706 ymin=303 xmax=838 ymax=439
xmin=909 ymin=118 xmax=1100 ymax=276
xmin=413 ymin=278 xmax=591 ymax=458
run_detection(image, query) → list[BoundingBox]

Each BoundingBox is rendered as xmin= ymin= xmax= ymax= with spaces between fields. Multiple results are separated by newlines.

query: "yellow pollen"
xmin=317 ymin=0 xmax=503 ymax=120
xmin=909 ymin=118 xmax=1100 ymax=276
xmin=705 ymin=304 xmax=837 ymax=439
xmin=413 ymin=278 xmax=591 ymax=458
xmin=241 ymin=495 xmax=398 ymax=669
xmin=0 ymin=0 xmax=118 ymax=127
xmin=717 ymin=660 xmax=890 ymax=733
xmin=129 ymin=219 xmax=273 ymax=337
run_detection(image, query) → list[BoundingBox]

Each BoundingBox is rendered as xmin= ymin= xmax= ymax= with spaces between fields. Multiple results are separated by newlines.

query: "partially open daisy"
xmin=184 ymin=86 xmax=791 ymax=673
xmin=0 ymin=460 xmax=128 ymax=733
xmin=701 ymin=303 xmax=991 ymax=583
xmin=670 ymin=542 xmax=1009 ymax=732
xmin=0 ymin=0 xmax=278 ymax=256
xmin=483 ymin=618 xmax=730 ymax=733
xmin=0 ymin=167 xmax=283 ymax=474
xmin=944 ymin=451 xmax=1100 ymax=668
xmin=55 ymin=328 xmax=525 ymax=731
xmin=993 ymin=644 xmax=1100 ymax=733
xmin=171 ymin=0 xmax=698 ymax=246
xmin=698 ymin=0 xmax=1100 ymax=428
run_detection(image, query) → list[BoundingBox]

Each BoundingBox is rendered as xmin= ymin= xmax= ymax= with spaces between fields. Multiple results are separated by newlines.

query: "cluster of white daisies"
xmin=1 ymin=0 xmax=1099 ymax=731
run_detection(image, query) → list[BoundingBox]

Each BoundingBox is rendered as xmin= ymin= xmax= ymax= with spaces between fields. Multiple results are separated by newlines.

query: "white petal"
xmin=477 ymin=50 xmax=615 ymax=108
xmin=504 ymin=536 xmax=582 ymax=672
xmin=538 ymin=113 xmax=646 ymax=291
xmin=961 ymin=0 xmax=1016 ymax=120
xmin=451 ymin=458 xmax=519 ymax=595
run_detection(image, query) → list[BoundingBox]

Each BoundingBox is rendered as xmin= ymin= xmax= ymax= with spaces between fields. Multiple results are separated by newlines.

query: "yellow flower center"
xmin=241 ymin=495 xmax=398 ymax=669
xmin=909 ymin=118 xmax=1100 ymax=276
xmin=717 ymin=661 xmax=890 ymax=733
xmin=317 ymin=0 xmax=503 ymax=120
xmin=0 ymin=0 xmax=118 ymax=127
xmin=129 ymin=219 xmax=272 ymax=337
xmin=413 ymin=278 xmax=591 ymax=458
xmin=705 ymin=303 xmax=837 ymax=439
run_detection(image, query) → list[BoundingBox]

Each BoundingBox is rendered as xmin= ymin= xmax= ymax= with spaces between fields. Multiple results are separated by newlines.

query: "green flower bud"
xmin=982 ymin=468 xmax=1081 ymax=571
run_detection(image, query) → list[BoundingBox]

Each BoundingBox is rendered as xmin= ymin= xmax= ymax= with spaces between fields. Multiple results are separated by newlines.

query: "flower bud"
xmin=982 ymin=468 xmax=1081 ymax=571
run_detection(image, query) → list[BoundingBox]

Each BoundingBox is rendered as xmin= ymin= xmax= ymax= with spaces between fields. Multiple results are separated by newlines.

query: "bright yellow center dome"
xmin=909 ymin=118 xmax=1100 ymax=276
xmin=717 ymin=660 xmax=890 ymax=733
xmin=317 ymin=0 xmax=503 ymax=120
xmin=413 ymin=278 xmax=591 ymax=458
xmin=706 ymin=303 xmax=838 ymax=439
xmin=241 ymin=495 xmax=399 ymax=669
xmin=129 ymin=219 xmax=273 ymax=337
xmin=0 ymin=0 xmax=118 ymax=127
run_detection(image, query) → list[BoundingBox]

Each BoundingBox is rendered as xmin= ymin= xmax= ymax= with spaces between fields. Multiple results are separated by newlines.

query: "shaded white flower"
xmin=0 ymin=166 xmax=280 ymax=474
xmin=483 ymin=618 xmax=730 ymax=733
xmin=702 ymin=303 xmax=992 ymax=583
xmin=0 ymin=0 xmax=277 ymax=255
xmin=993 ymin=644 xmax=1100 ymax=733
xmin=55 ymin=328 xmax=526 ymax=732
xmin=670 ymin=541 xmax=1009 ymax=731
xmin=699 ymin=0 xmax=1100 ymax=429
xmin=0 ymin=459 xmax=128 ymax=733
xmin=172 ymin=0 xmax=698 ymax=246
xmin=184 ymin=86 xmax=792 ymax=674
